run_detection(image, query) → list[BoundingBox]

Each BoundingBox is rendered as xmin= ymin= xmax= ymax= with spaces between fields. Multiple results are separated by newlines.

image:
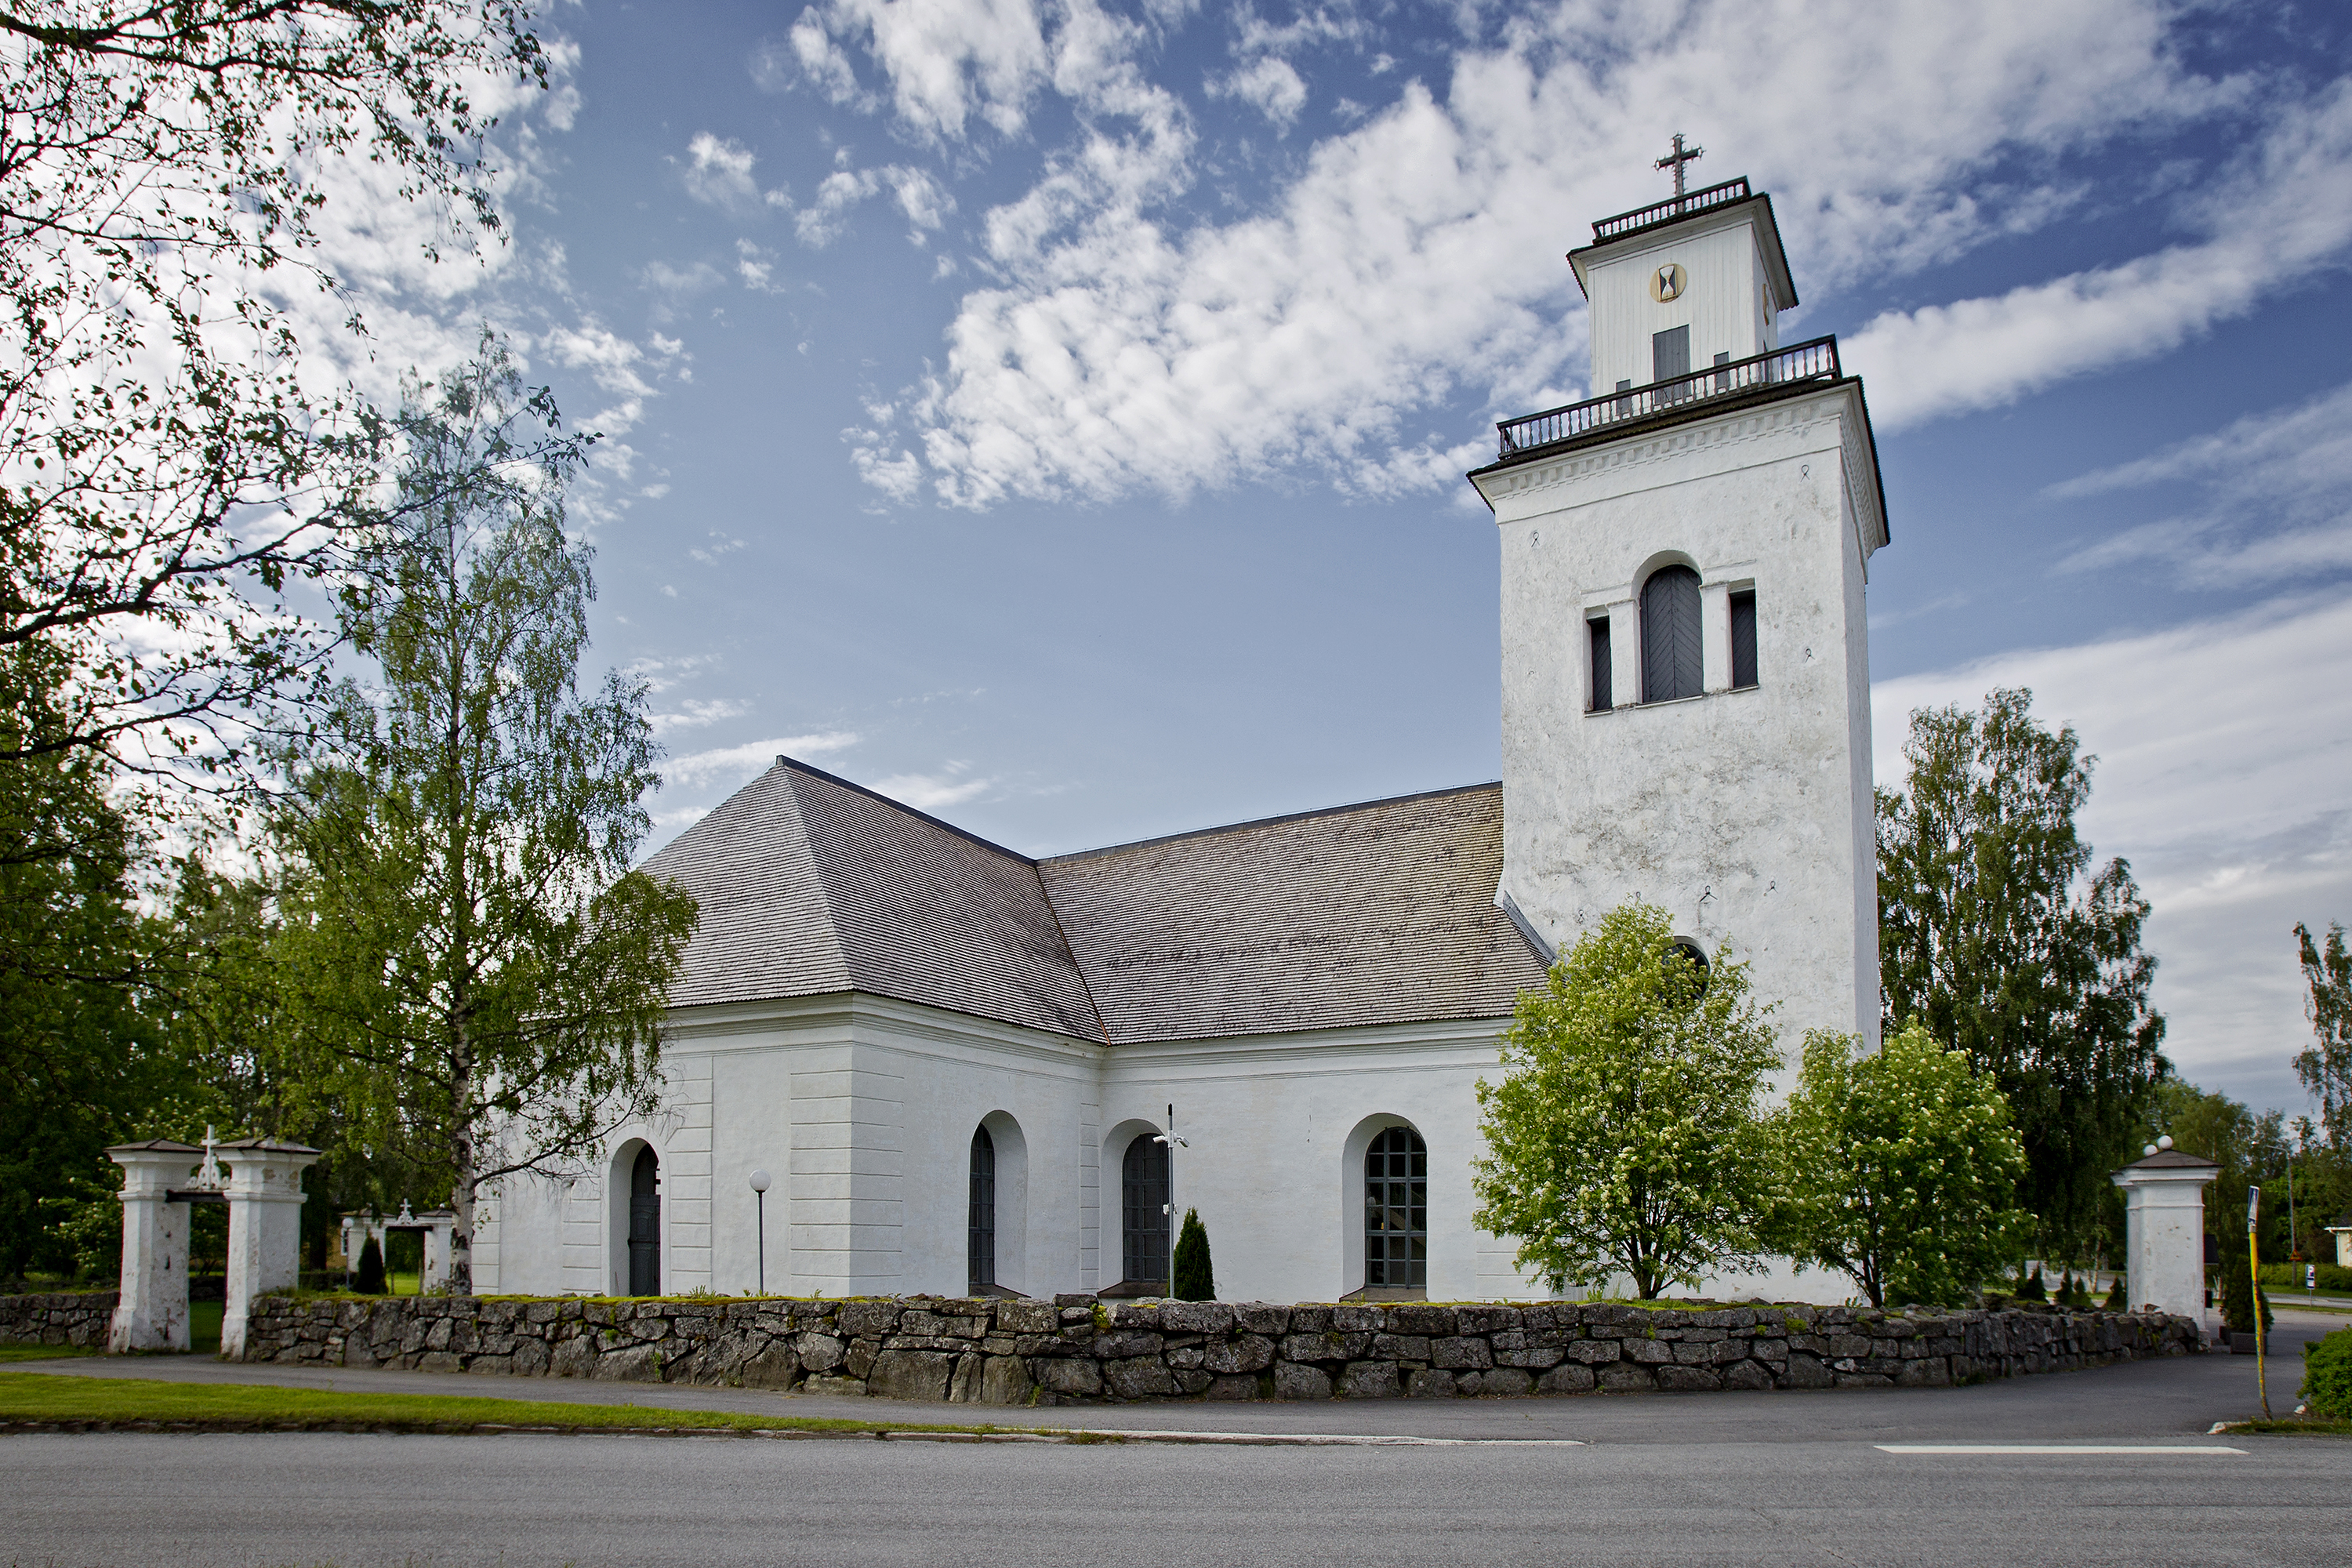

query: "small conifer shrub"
xmin=354 ymin=1236 xmax=387 ymax=1295
xmin=1173 ymin=1208 xmax=1214 ymax=1301
xmin=2014 ymin=1266 xmax=2046 ymax=1301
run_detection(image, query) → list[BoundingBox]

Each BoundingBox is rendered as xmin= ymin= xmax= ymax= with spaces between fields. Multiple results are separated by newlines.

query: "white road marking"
xmin=1874 ymin=1444 xmax=2247 ymax=1455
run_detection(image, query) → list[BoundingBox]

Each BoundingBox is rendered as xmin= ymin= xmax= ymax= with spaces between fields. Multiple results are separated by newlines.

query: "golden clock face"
xmin=1649 ymin=262 xmax=1686 ymax=303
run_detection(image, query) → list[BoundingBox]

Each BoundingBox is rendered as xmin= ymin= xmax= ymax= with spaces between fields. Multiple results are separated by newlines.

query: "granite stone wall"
xmin=235 ymin=1294 xmax=2203 ymax=1403
xmin=0 ymin=1291 xmax=115 ymax=1348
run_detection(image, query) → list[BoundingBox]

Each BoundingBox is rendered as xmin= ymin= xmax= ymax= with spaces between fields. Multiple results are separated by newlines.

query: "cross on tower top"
xmin=1656 ymin=132 xmax=1703 ymax=201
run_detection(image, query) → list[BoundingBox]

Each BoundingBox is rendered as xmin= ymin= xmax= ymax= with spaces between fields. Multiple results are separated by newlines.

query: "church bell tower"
xmin=1467 ymin=151 xmax=1889 ymax=1048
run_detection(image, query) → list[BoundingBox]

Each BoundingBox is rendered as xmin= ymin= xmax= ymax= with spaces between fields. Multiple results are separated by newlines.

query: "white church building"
xmin=474 ymin=169 xmax=1890 ymax=1306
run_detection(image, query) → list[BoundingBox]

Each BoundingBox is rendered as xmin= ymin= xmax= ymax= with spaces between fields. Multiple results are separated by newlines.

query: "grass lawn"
xmin=0 ymin=1372 xmax=1050 ymax=1439
xmin=0 ymin=1345 xmax=102 ymax=1363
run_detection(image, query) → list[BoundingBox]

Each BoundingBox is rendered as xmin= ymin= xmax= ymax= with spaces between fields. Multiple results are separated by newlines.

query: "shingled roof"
xmin=642 ymin=758 xmax=1549 ymax=1045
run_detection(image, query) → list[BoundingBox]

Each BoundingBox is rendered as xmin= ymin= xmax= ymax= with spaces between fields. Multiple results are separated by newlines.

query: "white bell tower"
xmin=1468 ymin=153 xmax=1890 ymax=1049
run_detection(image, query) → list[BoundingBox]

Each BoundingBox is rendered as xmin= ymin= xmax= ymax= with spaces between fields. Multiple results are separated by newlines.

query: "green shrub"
xmin=2303 ymin=1327 xmax=2352 ymax=1419
xmin=2103 ymin=1275 xmax=2128 ymax=1309
xmin=2219 ymin=1261 xmax=2272 ymax=1338
xmin=2013 ymin=1266 xmax=2046 ymax=1301
xmin=354 ymin=1236 xmax=387 ymax=1296
xmin=1173 ymin=1208 xmax=1214 ymax=1301
xmin=2259 ymin=1261 xmax=2352 ymax=1294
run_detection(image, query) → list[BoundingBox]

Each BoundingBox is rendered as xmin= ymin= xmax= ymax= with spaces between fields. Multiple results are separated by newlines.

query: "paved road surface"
xmin=5 ymin=1312 xmax=2344 ymax=1566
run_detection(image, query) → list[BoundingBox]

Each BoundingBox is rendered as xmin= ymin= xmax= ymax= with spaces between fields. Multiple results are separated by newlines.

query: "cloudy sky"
xmin=333 ymin=0 xmax=2351 ymax=1116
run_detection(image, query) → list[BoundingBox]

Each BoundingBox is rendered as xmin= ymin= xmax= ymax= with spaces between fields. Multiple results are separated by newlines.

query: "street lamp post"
xmin=748 ymin=1169 xmax=771 ymax=1296
xmin=1155 ymin=1105 xmax=1187 ymax=1298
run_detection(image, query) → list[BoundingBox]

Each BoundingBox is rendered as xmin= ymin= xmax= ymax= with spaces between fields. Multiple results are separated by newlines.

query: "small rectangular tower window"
xmin=1730 ymin=589 xmax=1759 ymax=688
xmin=1588 ymin=617 xmax=1613 ymax=713
xmin=1653 ymin=325 xmax=1690 ymax=383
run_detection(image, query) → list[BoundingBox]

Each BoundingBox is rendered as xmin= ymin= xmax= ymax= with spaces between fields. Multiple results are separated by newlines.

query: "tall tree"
xmin=0 ymin=646 xmax=188 ymax=1278
xmin=1878 ymin=688 xmax=2168 ymax=1258
xmin=273 ymin=342 xmax=695 ymax=1294
xmin=1 ymin=2 xmax=553 ymax=780
xmin=1474 ymin=904 xmax=1782 ymax=1300
xmin=1770 ymin=1024 xmax=2029 ymax=1308
xmin=2296 ymin=922 xmax=2352 ymax=1153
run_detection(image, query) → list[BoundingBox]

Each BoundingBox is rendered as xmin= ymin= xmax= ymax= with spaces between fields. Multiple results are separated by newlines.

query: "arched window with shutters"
xmin=968 ymin=1125 xmax=996 ymax=1295
xmin=1640 ymin=564 xmax=1704 ymax=702
xmin=1364 ymin=1127 xmax=1428 ymax=1291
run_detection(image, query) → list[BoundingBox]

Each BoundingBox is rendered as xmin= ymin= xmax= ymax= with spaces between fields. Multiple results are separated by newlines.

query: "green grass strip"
xmin=0 ymin=1345 xmax=103 ymax=1364
xmin=2226 ymin=1417 xmax=2352 ymax=1436
xmin=0 ymin=1372 xmax=1050 ymax=1439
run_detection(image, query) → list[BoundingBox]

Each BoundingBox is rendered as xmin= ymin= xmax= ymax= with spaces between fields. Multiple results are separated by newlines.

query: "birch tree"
xmin=1878 ymin=688 xmax=2168 ymax=1258
xmin=1473 ymin=904 xmax=1780 ymax=1300
xmin=274 ymin=341 xmax=695 ymax=1293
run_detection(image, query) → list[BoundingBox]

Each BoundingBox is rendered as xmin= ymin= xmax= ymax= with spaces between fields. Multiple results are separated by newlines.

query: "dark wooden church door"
xmin=628 ymin=1146 xmax=660 ymax=1297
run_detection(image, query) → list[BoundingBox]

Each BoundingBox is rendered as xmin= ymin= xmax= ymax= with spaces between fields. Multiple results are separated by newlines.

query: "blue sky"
xmin=322 ymin=0 xmax=2352 ymax=1116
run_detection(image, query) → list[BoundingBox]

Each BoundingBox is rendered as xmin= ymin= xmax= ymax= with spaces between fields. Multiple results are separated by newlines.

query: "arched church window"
xmin=1365 ymin=1127 xmax=1428 ymax=1291
xmin=1120 ymin=1134 xmax=1170 ymax=1290
xmin=1641 ymin=564 xmax=1703 ymax=702
xmin=628 ymin=1145 xmax=660 ymax=1297
xmin=968 ymin=1125 xmax=996 ymax=1295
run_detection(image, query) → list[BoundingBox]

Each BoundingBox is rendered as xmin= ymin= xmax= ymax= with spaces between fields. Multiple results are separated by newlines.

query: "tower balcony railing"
xmin=1494 ymin=336 xmax=1842 ymax=459
xmin=1590 ymin=176 xmax=1752 ymax=242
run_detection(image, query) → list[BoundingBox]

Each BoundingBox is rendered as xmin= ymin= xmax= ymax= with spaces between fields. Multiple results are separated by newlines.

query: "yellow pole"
xmin=2249 ymin=1185 xmax=2269 ymax=1420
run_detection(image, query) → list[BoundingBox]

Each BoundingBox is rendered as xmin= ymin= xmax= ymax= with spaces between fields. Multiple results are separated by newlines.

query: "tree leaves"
xmin=1472 ymin=904 xmax=1780 ymax=1300
xmin=269 ymin=340 xmax=696 ymax=1294
xmin=1878 ymin=688 xmax=2168 ymax=1258
xmin=1770 ymin=1025 xmax=2028 ymax=1308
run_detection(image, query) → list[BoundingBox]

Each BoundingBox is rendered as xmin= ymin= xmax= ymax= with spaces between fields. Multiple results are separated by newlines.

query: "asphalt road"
xmin=4 ymin=1312 xmax=2345 ymax=1567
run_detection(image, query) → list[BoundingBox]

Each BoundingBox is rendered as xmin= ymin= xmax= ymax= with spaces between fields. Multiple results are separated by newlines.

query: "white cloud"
xmin=737 ymin=238 xmax=788 ymax=293
xmin=648 ymin=698 xmax=752 ymax=735
xmin=2046 ymin=378 xmax=2352 ymax=586
xmin=666 ymin=731 xmax=861 ymax=789
xmin=790 ymin=0 xmax=1050 ymax=140
xmin=682 ymin=132 xmax=763 ymax=212
xmin=794 ymin=162 xmax=956 ymax=249
xmin=887 ymin=0 xmax=2264 ymax=507
xmin=1872 ymin=595 xmax=2352 ymax=1110
xmin=1208 ymin=56 xmax=1307 ymax=129
xmin=1846 ymin=81 xmax=2352 ymax=428
xmin=871 ymin=762 xmax=993 ymax=811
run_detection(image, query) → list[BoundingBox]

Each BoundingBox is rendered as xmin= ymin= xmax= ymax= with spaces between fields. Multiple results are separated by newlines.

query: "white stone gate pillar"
xmin=218 ymin=1139 xmax=321 ymax=1360
xmin=105 ymin=1141 xmax=202 ymax=1353
xmin=2111 ymin=1141 xmax=2220 ymax=1324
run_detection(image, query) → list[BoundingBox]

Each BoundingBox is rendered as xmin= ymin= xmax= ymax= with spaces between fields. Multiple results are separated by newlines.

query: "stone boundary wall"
xmin=0 ymin=1291 xmax=115 ymax=1349
xmin=235 ymin=1295 xmax=2203 ymax=1404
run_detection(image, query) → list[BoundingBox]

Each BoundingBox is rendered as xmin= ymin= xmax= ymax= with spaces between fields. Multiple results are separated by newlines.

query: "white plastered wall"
xmin=1477 ymin=383 xmax=1881 ymax=1056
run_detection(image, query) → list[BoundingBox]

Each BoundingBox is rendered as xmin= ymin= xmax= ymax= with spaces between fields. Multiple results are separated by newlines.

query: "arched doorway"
xmin=968 ymin=1124 xmax=996 ymax=1296
xmin=1120 ymin=1133 xmax=1170 ymax=1291
xmin=628 ymin=1145 xmax=661 ymax=1297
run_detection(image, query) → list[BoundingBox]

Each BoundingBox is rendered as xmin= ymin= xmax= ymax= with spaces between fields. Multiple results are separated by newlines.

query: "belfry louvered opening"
xmin=1640 ymin=564 xmax=1704 ymax=702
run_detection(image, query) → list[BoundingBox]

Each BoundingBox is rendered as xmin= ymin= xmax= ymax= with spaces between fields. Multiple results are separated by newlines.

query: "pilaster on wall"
xmin=789 ymin=1048 xmax=906 ymax=1294
xmin=1080 ymin=1098 xmax=1101 ymax=1293
xmin=664 ymin=1054 xmax=716 ymax=1290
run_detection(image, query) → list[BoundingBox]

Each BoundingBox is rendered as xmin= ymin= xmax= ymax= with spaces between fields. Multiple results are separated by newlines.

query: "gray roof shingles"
xmin=642 ymin=758 xmax=1548 ymax=1044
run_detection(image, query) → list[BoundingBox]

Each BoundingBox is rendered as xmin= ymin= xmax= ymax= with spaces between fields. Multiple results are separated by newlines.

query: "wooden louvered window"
xmin=1588 ymin=616 xmax=1613 ymax=712
xmin=1640 ymin=564 xmax=1704 ymax=702
xmin=1730 ymin=589 xmax=1758 ymax=688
